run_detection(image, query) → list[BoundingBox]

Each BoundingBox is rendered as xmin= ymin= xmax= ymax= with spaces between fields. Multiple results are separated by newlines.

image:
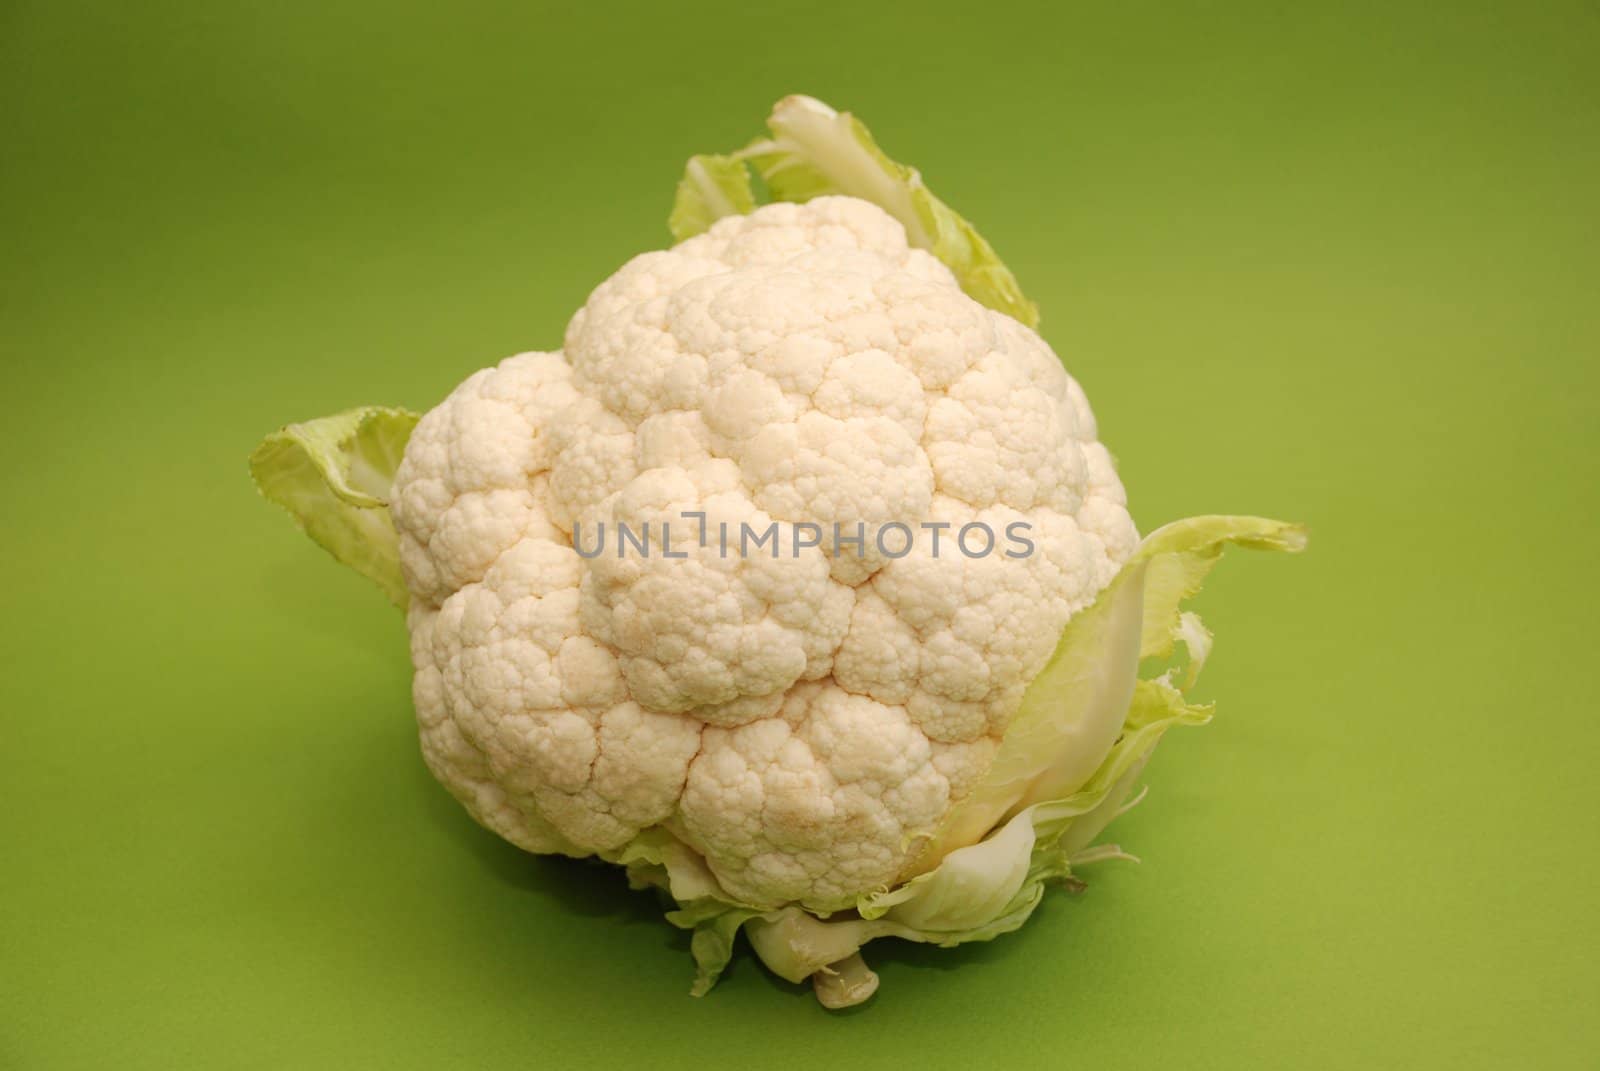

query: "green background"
xmin=4 ymin=2 xmax=1596 ymax=1066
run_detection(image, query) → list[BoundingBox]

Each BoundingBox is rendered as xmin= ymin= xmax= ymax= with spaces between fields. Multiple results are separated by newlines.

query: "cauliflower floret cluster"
xmin=390 ymin=196 xmax=1136 ymax=911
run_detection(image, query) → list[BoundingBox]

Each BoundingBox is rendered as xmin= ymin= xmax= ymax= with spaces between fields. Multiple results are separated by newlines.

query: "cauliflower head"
xmin=249 ymin=95 xmax=1304 ymax=1009
xmin=392 ymin=195 xmax=1136 ymax=910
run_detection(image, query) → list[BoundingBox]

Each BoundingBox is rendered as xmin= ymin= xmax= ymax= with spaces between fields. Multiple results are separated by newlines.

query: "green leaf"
xmin=668 ymin=153 xmax=757 ymax=243
xmin=668 ymin=95 xmax=1040 ymax=328
xmin=680 ymin=907 xmax=764 ymax=998
xmin=915 ymin=515 xmax=1308 ymax=871
xmin=858 ymin=804 xmax=1037 ymax=929
xmin=907 ymin=555 xmax=1148 ymax=869
xmin=248 ymin=406 xmax=420 ymax=608
xmin=1133 ymin=514 xmax=1308 ymax=665
xmin=610 ymin=827 xmax=742 ymax=904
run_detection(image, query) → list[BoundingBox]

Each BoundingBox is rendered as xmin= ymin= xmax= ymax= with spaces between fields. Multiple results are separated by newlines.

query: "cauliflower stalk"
xmin=250 ymin=96 xmax=1304 ymax=1009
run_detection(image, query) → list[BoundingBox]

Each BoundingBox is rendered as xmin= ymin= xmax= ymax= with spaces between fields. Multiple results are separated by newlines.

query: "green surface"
xmin=3 ymin=1 xmax=1597 ymax=1066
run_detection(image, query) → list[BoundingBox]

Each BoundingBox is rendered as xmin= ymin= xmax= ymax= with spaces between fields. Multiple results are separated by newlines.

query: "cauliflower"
xmin=394 ymin=193 xmax=1135 ymax=900
xmin=250 ymin=96 xmax=1304 ymax=1009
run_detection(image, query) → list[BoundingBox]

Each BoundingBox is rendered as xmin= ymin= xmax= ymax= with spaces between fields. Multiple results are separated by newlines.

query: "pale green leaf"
xmin=914 ymin=515 xmax=1306 ymax=873
xmin=668 ymin=153 xmax=757 ymax=242
xmin=248 ymin=406 xmax=419 ymax=608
